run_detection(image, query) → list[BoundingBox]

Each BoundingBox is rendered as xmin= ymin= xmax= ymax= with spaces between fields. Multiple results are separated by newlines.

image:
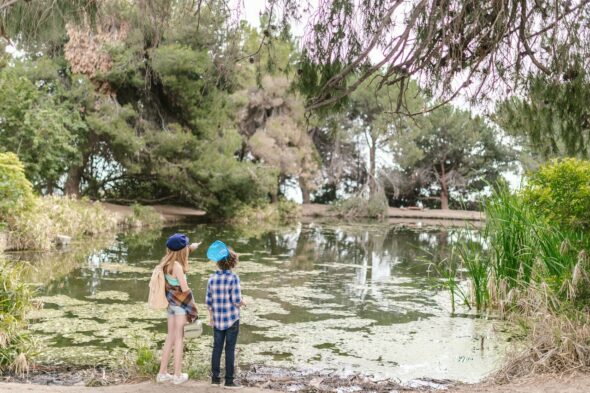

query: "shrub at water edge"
xmin=330 ymin=190 xmax=388 ymax=219
xmin=522 ymin=158 xmax=590 ymax=230
xmin=445 ymin=177 xmax=590 ymax=378
xmin=0 ymin=153 xmax=35 ymax=225
xmin=8 ymin=196 xmax=118 ymax=250
xmin=0 ymin=261 xmax=36 ymax=375
xmin=123 ymin=204 xmax=164 ymax=229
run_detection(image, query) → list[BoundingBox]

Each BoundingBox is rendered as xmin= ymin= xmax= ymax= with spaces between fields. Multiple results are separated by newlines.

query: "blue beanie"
xmin=207 ymin=240 xmax=230 ymax=262
xmin=166 ymin=233 xmax=189 ymax=251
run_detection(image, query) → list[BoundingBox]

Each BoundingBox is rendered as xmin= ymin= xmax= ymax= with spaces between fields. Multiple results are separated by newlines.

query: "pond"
xmin=20 ymin=222 xmax=506 ymax=383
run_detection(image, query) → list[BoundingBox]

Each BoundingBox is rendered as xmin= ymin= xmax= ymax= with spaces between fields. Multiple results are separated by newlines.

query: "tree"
xmin=309 ymin=113 xmax=367 ymax=203
xmin=0 ymin=66 xmax=82 ymax=193
xmin=0 ymin=2 xmax=279 ymax=217
xmin=385 ymin=105 xmax=516 ymax=209
xmin=5 ymin=1 xmax=589 ymax=114
xmin=235 ymin=75 xmax=320 ymax=203
xmin=295 ymin=0 xmax=590 ymax=113
xmin=495 ymin=65 xmax=590 ymax=159
xmin=349 ymin=77 xmax=424 ymax=197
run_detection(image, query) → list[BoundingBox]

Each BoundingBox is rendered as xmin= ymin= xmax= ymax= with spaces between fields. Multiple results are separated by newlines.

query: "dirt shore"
xmin=2 ymin=373 xmax=590 ymax=393
xmin=101 ymin=203 xmax=206 ymax=224
xmin=102 ymin=202 xmax=483 ymax=226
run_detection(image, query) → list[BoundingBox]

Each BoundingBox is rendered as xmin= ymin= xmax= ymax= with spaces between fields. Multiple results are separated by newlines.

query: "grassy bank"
xmin=443 ymin=159 xmax=590 ymax=380
xmin=0 ymin=260 xmax=36 ymax=375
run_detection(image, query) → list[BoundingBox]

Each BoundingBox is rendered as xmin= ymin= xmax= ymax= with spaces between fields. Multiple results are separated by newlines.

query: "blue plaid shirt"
xmin=205 ymin=270 xmax=242 ymax=330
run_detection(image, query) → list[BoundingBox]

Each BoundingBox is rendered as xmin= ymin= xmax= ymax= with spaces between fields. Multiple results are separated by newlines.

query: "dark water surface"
xmin=22 ymin=222 xmax=505 ymax=382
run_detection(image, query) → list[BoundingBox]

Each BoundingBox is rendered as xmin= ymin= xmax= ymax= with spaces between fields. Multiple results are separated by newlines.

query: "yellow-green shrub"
xmin=0 ymin=153 xmax=34 ymax=223
xmin=123 ymin=204 xmax=163 ymax=229
xmin=0 ymin=261 xmax=36 ymax=374
xmin=522 ymin=158 xmax=590 ymax=230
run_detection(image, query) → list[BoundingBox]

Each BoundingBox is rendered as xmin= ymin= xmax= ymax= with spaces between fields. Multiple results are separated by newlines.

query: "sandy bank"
xmin=101 ymin=203 xmax=206 ymax=224
xmin=2 ymin=373 xmax=590 ymax=393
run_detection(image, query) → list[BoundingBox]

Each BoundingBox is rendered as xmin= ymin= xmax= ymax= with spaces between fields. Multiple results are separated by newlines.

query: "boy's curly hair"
xmin=218 ymin=247 xmax=238 ymax=270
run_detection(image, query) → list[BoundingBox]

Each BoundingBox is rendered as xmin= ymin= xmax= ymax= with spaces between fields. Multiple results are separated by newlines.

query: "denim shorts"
xmin=167 ymin=305 xmax=187 ymax=316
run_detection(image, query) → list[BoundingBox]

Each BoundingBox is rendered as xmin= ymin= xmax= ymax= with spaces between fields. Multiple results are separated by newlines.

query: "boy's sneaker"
xmin=172 ymin=373 xmax=189 ymax=385
xmin=211 ymin=377 xmax=221 ymax=385
xmin=156 ymin=373 xmax=172 ymax=383
xmin=224 ymin=380 xmax=243 ymax=389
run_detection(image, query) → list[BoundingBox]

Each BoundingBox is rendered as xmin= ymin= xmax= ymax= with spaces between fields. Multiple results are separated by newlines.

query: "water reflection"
xmin=23 ymin=222 xmax=502 ymax=383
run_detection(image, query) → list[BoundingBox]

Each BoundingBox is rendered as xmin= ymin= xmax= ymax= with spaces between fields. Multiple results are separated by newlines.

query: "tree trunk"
xmin=440 ymin=186 xmax=449 ymax=210
xmin=439 ymin=162 xmax=449 ymax=210
xmin=299 ymin=177 xmax=311 ymax=204
xmin=64 ymin=165 xmax=83 ymax=197
xmin=369 ymin=140 xmax=376 ymax=197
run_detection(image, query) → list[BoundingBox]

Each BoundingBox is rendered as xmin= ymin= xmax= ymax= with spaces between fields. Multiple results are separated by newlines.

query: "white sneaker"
xmin=156 ymin=373 xmax=172 ymax=383
xmin=172 ymin=373 xmax=189 ymax=385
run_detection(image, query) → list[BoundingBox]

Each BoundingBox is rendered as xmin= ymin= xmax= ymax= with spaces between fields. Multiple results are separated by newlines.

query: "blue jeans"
xmin=211 ymin=320 xmax=239 ymax=383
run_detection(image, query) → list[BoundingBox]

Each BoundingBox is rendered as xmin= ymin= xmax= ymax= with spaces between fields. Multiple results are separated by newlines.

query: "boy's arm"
xmin=233 ymin=275 xmax=244 ymax=307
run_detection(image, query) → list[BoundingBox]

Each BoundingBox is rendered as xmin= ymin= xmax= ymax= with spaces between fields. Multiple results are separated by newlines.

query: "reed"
xmin=0 ymin=261 xmax=36 ymax=375
xmin=446 ymin=183 xmax=590 ymax=377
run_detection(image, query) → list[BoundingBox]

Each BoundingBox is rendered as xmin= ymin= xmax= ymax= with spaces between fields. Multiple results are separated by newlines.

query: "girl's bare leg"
xmin=158 ymin=316 xmax=175 ymax=374
xmin=172 ymin=315 xmax=186 ymax=376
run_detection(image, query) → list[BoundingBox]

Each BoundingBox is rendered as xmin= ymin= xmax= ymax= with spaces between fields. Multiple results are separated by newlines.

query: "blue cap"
xmin=166 ymin=233 xmax=189 ymax=251
xmin=207 ymin=240 xmax=229 ymax=262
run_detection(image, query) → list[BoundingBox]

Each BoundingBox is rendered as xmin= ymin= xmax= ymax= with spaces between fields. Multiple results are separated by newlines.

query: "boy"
xmin=206 ymin=240 xmax=245 ymax=389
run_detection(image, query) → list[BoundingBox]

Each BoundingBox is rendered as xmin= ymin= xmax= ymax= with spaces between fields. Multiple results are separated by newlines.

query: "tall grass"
xmin=7 ymin=196 xmax=118 ymax=250
xmin=444 ymin=185 xmax=590 ymax=377
xmin=449 ymin=187 xmax=590 ymax=312
xmin=0 ymin=261 xmax=36 ymax=375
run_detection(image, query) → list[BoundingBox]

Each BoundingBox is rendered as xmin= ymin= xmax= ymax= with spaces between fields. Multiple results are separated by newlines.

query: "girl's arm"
xmin=173 ymin=262 xmax=190 ymax=293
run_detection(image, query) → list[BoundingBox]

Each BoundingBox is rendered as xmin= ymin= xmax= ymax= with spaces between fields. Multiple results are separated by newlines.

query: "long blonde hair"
xmin=161 ymin=247 xmax=189 ymax=275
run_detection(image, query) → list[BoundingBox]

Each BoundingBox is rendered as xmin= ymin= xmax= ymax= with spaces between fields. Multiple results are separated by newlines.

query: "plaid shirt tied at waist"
xmin=165 ymin=281 xmax=198 ymax=323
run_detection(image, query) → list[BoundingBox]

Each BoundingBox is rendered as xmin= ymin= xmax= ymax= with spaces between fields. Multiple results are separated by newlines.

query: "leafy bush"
xmin=0 ymin=261 xmax=36 ymax=375
xmin=123 ymin=204 xmax=163 ymax=229
xmin=277 ymin=198 xmax=301 ymax=222
xmin=230 ymin=203 xmax=279 ymax=225
xmin=0 ymin=153 xmax=34 ymax=223
xmin=133 ymin=342 xmax=159 ymax=377
xmin=523 ymin=158 xmax=590 ymax=230
xmin=330 ymin=191 xmax=389 ymax=219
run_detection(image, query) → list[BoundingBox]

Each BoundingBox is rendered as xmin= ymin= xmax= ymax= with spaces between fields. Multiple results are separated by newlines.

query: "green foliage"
xmin=230 ymin=203 xmax=279 ymax=226
xmin=449 ymin=184 xmax=590 ymax=312
xmin=496 ymin=68 xmax=590 ymax=158
xmin=0 ymin=261 xmax=36 ymax=374
xmin=0 ymin=153 xmax=35 ymax=222
xmin=133 ymin=342 xmax=159 ymax=377
xmin=277 ymin=198 xmax=301 ymax=222
xmin=522 ymin=158 xmax=590 ymax=230
xmin=123 ymin=204 xmax=163 ymax=229
xmin=235 ymin=75 xmax=321 ymax=200
xmin=0 ymin=70 xmax=81 ymax=191
xmin=330 ymin=190 xmax=388 ymax=219
xmin=385 ymin=105 xmax=516 ymax=208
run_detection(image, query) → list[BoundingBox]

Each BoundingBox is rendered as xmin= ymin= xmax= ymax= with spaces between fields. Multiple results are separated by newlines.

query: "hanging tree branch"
xmin=294 ymin=0 xmax=590 ymax=114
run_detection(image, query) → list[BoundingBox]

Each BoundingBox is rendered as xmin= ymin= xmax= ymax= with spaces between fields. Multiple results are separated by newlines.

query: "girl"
xmin=157 ymin=233 xmax=199 ymax=385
